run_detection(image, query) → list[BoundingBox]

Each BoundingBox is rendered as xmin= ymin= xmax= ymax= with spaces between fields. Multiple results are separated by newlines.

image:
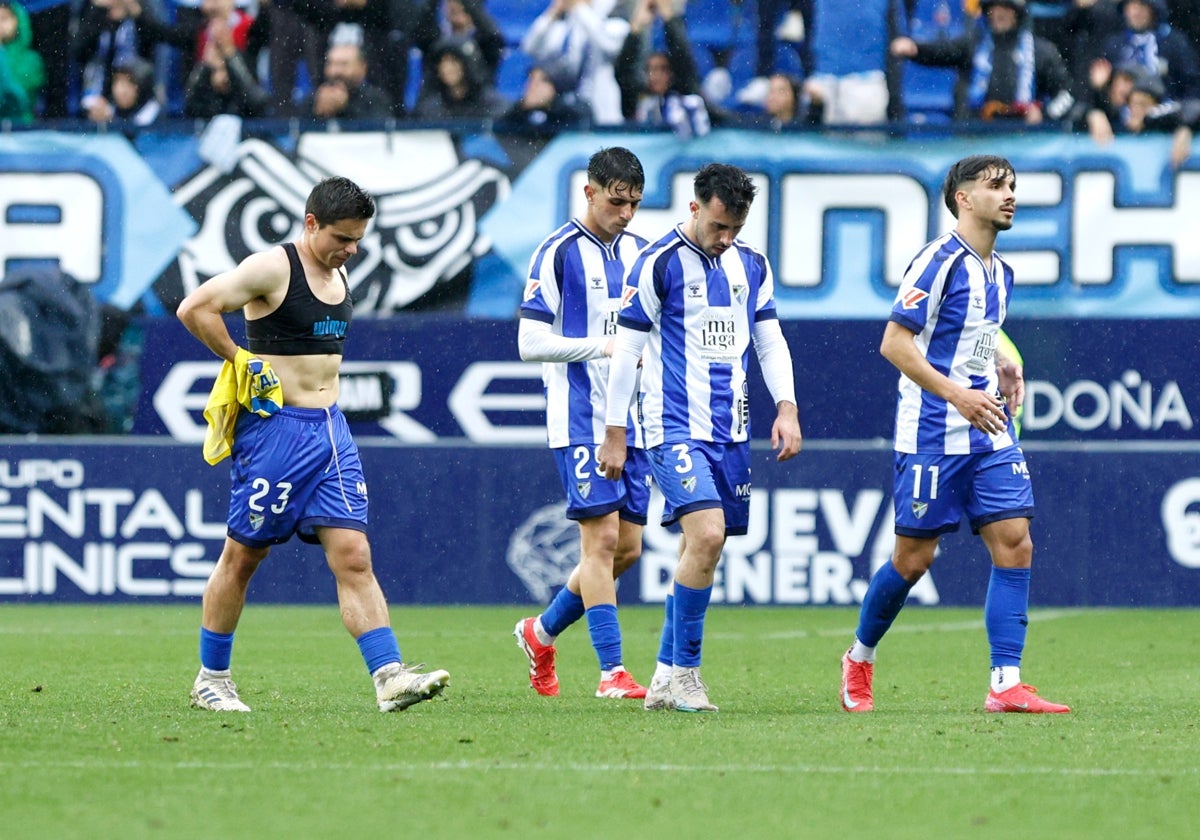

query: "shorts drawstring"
xmin=324 ymin=407 xmax=354 ymax=514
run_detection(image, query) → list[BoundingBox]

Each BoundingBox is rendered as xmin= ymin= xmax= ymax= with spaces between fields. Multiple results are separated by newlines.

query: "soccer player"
xmin=840 ymin=154 xmax=1069 ymax=714
xmin=597 ymin=163 xmax=803 ymax=712
xmin=513 ymin=146 xmax=652 ymax=700
xmin=176 ymin=176 xmax=450 ymax=713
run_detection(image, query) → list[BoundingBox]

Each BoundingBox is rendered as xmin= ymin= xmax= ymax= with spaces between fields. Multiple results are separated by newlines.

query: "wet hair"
xmin=942 ymin=154 xmax=1016 ymax=217
xmin=305 ymin=176 xmax=376 ymax=226
xmin=587 ymin=147 xmax=645 ymax=193
xmin=694 ymin=163 xmax=757 ymax=217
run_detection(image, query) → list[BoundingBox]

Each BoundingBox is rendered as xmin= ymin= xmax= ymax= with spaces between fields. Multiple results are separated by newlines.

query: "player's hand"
xmin=996 ymin=355 xmax=1025 ymax=413
xmin=771 ymin=401 xmax=803 ymax=461
xmin=596 ymin=427 xmax=628 ymax=481
xmin=247 ymin=357 xmax=281 ymax=417
xmin=955 ymin=388 xmax=1007 ymax=436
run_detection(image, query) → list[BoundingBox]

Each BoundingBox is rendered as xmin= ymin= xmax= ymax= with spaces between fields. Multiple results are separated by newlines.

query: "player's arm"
xmin=994 ymin=346 xmax=1025 ymax=414
xmin=752 ymin=318 xmax=802 ymax=460
xmin=176 ymin=249 xmax=288 ymax=362
xmin=597 ymin=323 xmax=647 ymax=480
xmin=880 ymin=320 xmax=1007 ymax=435
xmin=517 ymin=317 xmax=612 ymax=362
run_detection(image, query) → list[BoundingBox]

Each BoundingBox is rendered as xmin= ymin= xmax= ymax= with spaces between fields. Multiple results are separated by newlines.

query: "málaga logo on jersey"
xmin=901 ymin=289 xmax=929 ymax=310
xmin=157 ymin=134 xmax=509 ymax=314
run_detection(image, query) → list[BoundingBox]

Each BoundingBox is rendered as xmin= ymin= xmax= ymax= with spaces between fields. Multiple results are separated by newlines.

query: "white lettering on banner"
xmin=0 ymin=173 xmax=104 ymax=283
xmin=638 ymin=488 xmax=940 ymax=605
xmin=0 ymin=460 xmax=85 ymax=489
xmin=780 ymin=173 xmax=929 ymax=288
xmin=1073 ymin=171 xmax=1200 ymax=284
xmin=1162 ymin=478 xmax=1200 ymax=569
xmin=155 ymin=360 xmax=440 ymax=442
xmin=0 ymin=461 xmax=225 ymax=596
xmin=447 ymin=361 xmax=547 ymax=443
xmin=0 ymin=542 xmax=212 ymax=596
xmin=1025 ymin=371 xmax=1193 ymax=432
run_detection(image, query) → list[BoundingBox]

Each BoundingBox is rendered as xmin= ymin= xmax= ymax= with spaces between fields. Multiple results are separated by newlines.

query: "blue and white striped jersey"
xmin=617 ymin=225 xmax=780 ymax=447
xmin=520 ymin=220 xmax=648 ymax=448
xmin=889 ymin=231 xmax=1016 ymax=454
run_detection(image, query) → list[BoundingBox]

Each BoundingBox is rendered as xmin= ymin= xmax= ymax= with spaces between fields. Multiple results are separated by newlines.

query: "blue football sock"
xmin=356 ymin=626 xmax=402 ymax=675
xmin=656 ymin=593 xmax=675 ymax=665
xmin=985 ymin=566 xmax=1031 ymax=668
xmin=855 ymin=562 xmax=915 ymax=647
xmin=672 ymin=583 xmax=712 ymax=668
xmin=541 ymin=587 xmax=585 ymax=638
xmin=199 ymin=628 xmax=234 ymax=672
xmin=586 ymin=603 xmax=622 ymax=671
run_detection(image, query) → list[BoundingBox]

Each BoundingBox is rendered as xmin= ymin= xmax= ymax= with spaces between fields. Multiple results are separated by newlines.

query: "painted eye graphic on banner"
xmin=161 ymin=134 xmax=509 ymax=314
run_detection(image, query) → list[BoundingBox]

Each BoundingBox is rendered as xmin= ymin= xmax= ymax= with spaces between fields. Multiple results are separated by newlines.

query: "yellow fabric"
xmin=202 ymin=348 xmax=284 ymax=465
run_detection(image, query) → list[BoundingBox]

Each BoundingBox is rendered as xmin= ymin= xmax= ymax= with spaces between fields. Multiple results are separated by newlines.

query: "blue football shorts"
xmin=552 ymin=444 xmax=651 ymax=525
xmin=650 ymin=439 xmax=752 ymax=536
xmin=227 ymin=405 xmax=369 ymax=547
xmin=892 ymin=445 xmax=1035 ymax=538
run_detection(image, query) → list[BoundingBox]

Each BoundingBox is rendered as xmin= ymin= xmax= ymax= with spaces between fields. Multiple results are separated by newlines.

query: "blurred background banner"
xmin=0 ymin=131 xmax=196 ymax=310
xmin=131 ymin=316 xmax=1198 ymax=444
xmin=1 ymin=126 xmax=1197 ymax=606
xmin=3 ymin=128 xmax=1199 ymax=318
xmin=2 ymin=440 xmax=1199 ymax=607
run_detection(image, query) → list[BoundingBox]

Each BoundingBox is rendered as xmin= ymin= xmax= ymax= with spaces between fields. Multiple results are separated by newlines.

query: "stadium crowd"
xmin=1 ymin=0 xmax=1198 ymax=153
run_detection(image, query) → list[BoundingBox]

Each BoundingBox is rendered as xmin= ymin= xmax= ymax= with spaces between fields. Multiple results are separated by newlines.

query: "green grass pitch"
xmin=2 ymin=604 xmax=1198 ymax=838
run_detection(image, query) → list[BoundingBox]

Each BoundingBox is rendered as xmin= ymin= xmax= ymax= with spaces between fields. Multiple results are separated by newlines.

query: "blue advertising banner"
xmin=2 ymin=128 xmax=1198 ymax=318
xmin=2 ymin=440 xmax=1198 ymax=607
xmin=132 ymin=317 xmax=1197 ymax=444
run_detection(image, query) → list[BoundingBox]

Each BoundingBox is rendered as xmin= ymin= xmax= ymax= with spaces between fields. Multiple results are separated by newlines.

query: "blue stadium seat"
xmin=487 ymin=0 xmax=545 ymax=45
xmin=496 ymin=50 xmax=534 ymax=103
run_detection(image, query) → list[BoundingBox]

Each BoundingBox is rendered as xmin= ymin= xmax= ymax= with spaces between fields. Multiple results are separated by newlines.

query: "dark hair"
xmin=942 ymin=155 xmax=1015 ymax=217
xmin=305 ymin=176 xmax=376 ymax=226
xmin=587 ymin=147 xmax=645 ymax=192
xmin=694 ymin=163 xmax=757 ymax=217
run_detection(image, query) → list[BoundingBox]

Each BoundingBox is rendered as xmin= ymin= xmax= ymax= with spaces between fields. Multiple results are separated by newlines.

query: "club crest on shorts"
xmin=249 ymin=512 xmax=264 ymax=531
xmin=911 ymin=501 xmax=928 ymax=519
xmin=681 ymin=476 xmax=697 ymax=493
xmin=576 ymin=481 xmax=592 ymax=499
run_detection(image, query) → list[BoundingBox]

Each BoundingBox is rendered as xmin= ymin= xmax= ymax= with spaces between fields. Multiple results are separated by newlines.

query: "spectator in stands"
xmin=520 ymin=0 xmax=629 ymax=126
xmin=303 ymin=39 xmax=393 ymax=119
xmin=413 ymin=0 xmax=505 ymax=104
xmin=289 ymin=0 xmax=411 ymax=117
xmin=1099 ymin=0 xmax=1199 ymax=103
xmin=495 ymin=62 xmax=587 ymax=134
xmin=84 ymin=54 xmax=161 ymax=126
xmin=763 ymin=72 xmax=813 ymax=130
xmin=259 ymin=0 xmax=324 ymax=116
xmin=153 ymin=0 xmax=257 ymax=95
xmin=737 ymin=0 xmax=812 ymax=106
xmin=890 ymin=0 xmax=1075 ymax=124
xmin=801 ymin=0 xmax=910 ymax=125
xmin=1083 ymin=62 xmax=1197 ymax=167
xmin=1055 ymin=0 xmax=1124 ymax=91
xmin=412 ymin=36 xmax=508 ymax=119
xmin=22 ymin=0 xmax=70 ymax=117
xmin=615 ymin=0 xmax=709 ymax=138
xmin=183 ymin=7 xmax=270 ymax=118
xmin=73 ymin=0 xmax=160 ymax=121
xmin=0 ymin=0 xmax=44 ymax=124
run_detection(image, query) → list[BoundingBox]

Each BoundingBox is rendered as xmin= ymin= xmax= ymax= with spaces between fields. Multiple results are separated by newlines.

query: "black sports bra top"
xmin=245 ymin=242 xmax=353 ymax=355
